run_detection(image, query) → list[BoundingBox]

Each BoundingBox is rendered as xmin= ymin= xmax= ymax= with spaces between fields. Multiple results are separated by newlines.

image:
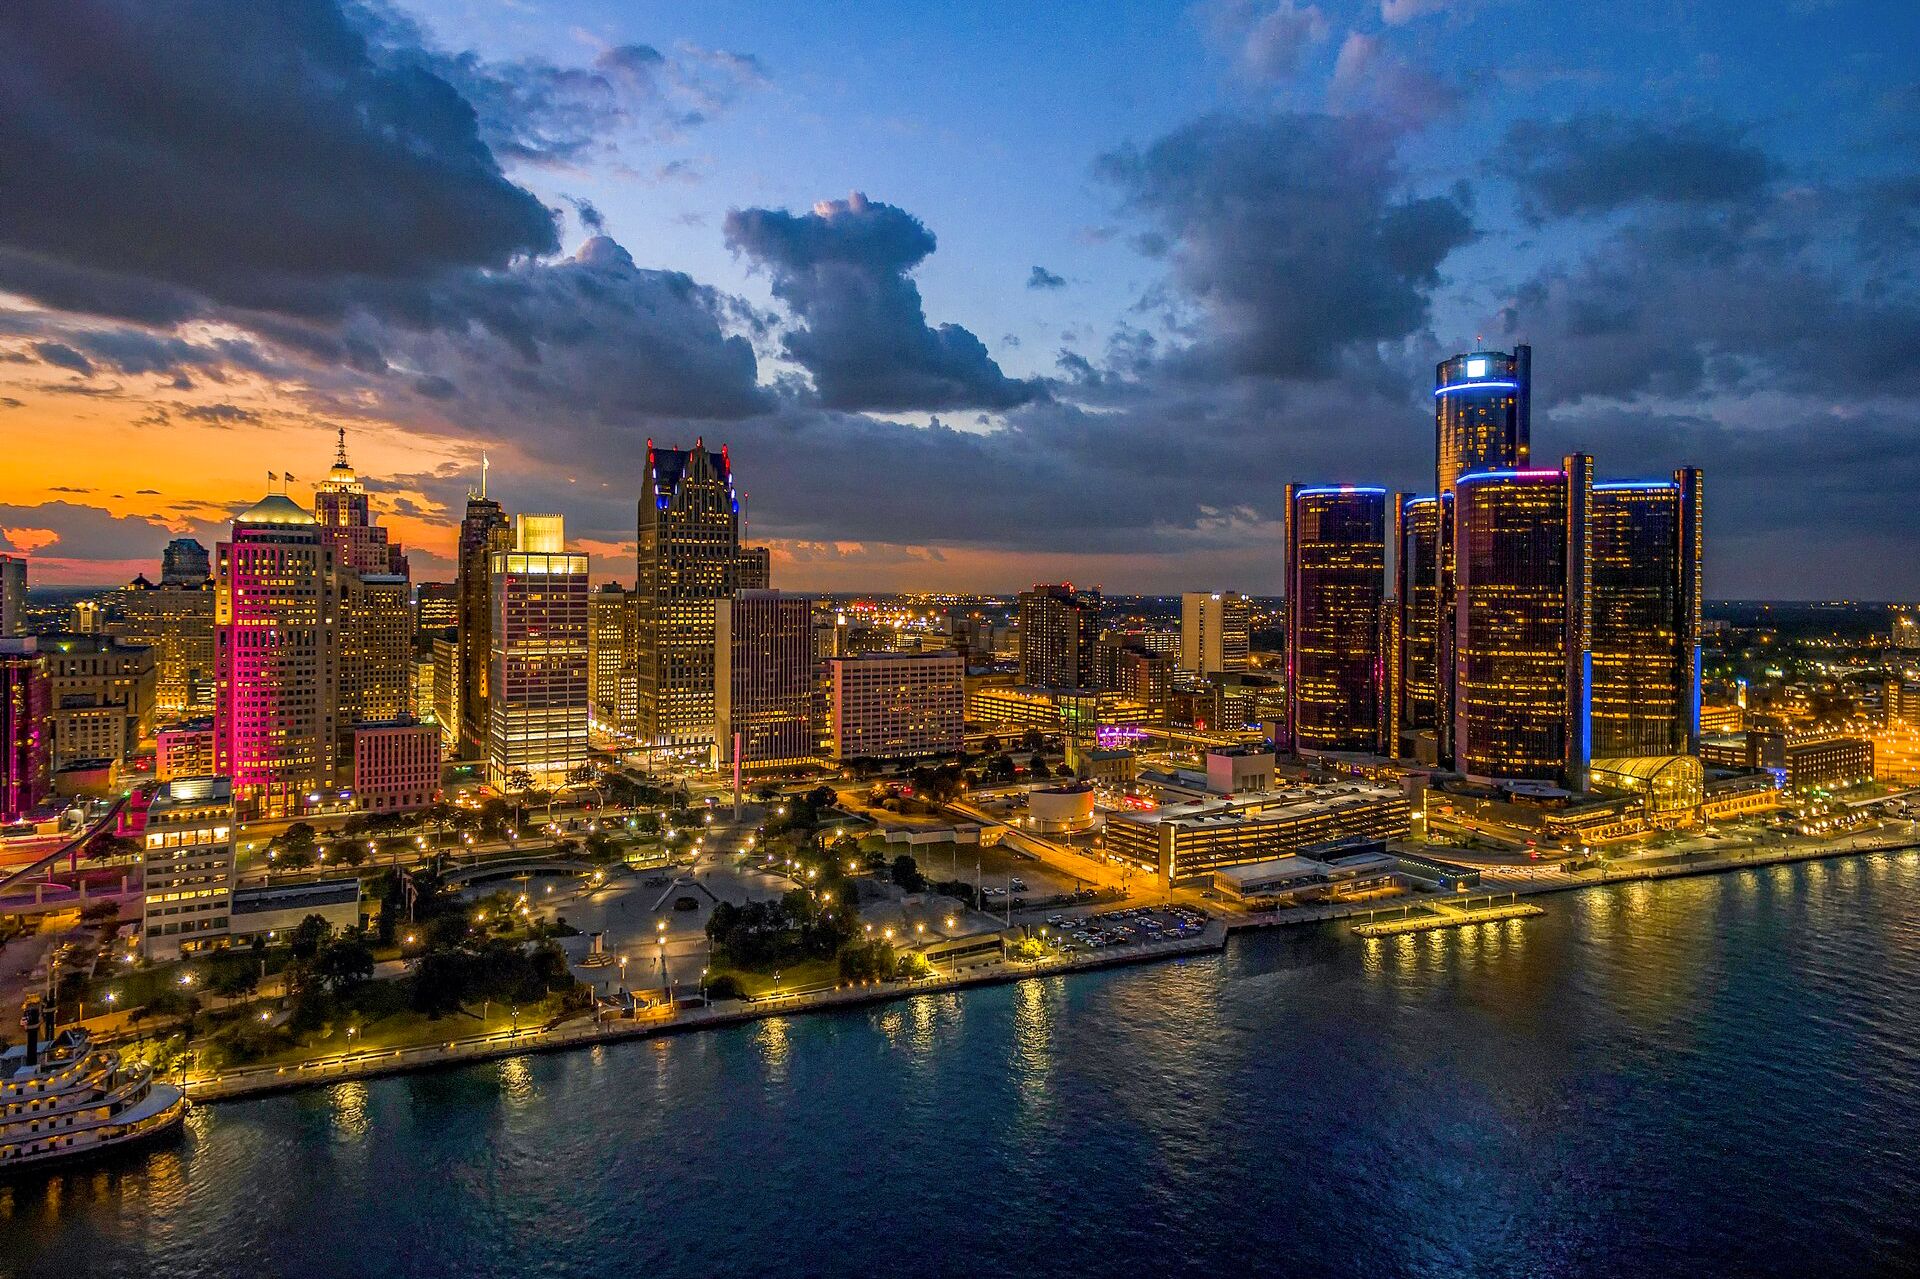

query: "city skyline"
xmin=3 ymin=1 xmax=1919 ymax=599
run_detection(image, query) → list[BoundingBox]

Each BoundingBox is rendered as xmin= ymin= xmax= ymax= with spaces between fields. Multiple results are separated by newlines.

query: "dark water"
xmin=6 ymin=853 xmax=1920 ymax=1278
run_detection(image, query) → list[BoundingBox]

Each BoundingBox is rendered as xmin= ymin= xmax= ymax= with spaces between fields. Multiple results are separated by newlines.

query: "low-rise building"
xmin=1211 ymin=847 xmax=1401 ymax=905
xmin=352 ymin=719 xmax=442 ymax=813
xmin=1103 ymin=784 xmax=1411 ymax=886
xmin=1206 ymin=746 xmax=1275 ymax=795
xmin=156 ymin=719 xmax=215 ymax=781
xmin=140 ymin=776 xmax=235 ymax=959
xmin=229 ymin=878 xmax=362 ymax=942
xmin=1027 ymin=781 xmax=1096 ymax=833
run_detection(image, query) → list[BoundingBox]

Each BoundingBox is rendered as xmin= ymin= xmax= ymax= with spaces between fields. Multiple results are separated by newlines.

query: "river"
xmin=5 ymin=851 xmax=1918 ymax=1277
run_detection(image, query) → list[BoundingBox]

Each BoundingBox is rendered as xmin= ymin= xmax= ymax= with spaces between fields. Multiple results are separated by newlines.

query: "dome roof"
xmin=235 ymin=493 xmax=316 ymax=526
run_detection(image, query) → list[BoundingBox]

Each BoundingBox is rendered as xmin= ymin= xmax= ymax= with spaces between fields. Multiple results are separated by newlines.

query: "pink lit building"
xmin=1 ymin=641 xmax=51 ymax=822
xmin=156 ymin=718 xmax=215 ymax=781
xmin=351 ymin=719 xmax=442 ymax=813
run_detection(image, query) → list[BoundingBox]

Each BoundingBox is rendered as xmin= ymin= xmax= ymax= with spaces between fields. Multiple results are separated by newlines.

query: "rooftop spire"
xmin=334 ymin=426 xmax=348 ymax=469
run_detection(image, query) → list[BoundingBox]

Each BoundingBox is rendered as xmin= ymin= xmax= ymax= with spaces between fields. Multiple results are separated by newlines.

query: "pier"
xmin=1350 ymin=893 xmax=1544 ymax=937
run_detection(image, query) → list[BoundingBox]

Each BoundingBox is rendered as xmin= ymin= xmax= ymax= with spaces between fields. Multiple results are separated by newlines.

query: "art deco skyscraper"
xmin=1284 ymin=486 xmax=1389 ymax=755
xmin=315 ymin=429 xmax=409 ymax=577
xmin=214 ymin=486 xmax=339 ymax=817
xmin=457 ymin=462 xmax=511 ymax=760
xmin=636 ymin=439 xmax=742 ymax=752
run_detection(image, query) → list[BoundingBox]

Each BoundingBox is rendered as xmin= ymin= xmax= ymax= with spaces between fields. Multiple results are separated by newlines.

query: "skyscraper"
xmin=716 ymin=590 xmax=816 ymax=768
xmin=1435 ymin=345 xmax=1530 ymax=493
xmin=414 ymin=581 xmax=458 ymax=642
xmin=1392 ymin=494 xmax=1444 ymax=753
xmin=0 ymin=642 xmax=50 ymax=822
xmin=314 ymin=429 xmax=408 ymax=577
xmin=1180 ymin=591 xmax=1252 ymax=676
xmin=1017 ymin=584 xmax=1102 ymax=689
xmin=159 ymin=538 xmax=210 ymax=586
xmin=214 ymin=487 xmax=339 ymax=817
xmin=338 ymin=570 xmax=410 ymax=727
xmin=120 ymin=571 xmax=216 ymax=716
xmin=1589 ymin=471 xmax=1704 ymax=759
xmin=0 ymin=554 xmax=24 ymax=637
xmin=456 ymin=468 xmax=511 ymax=760
xmin=39 ymin=634 xmax=156 ymax=771
xmin=588 ymin=583 xmax=639 ymax=739
xmin=488 ymin=514 xmax=589 ymax=790
xmin=1450 ymin=458 xmax=1591 ymax=787
xmin=636 ymin=439 xmax=741 ymax=751
xmin=1284 ymin=486 xmax=1389 ymax=755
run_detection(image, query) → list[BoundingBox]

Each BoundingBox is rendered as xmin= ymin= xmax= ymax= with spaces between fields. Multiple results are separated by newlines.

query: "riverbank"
xmin=175 ymin=833 xmax=1920 ymax=1104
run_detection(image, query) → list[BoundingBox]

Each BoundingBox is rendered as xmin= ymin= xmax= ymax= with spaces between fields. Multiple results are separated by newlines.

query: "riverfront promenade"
xmin=172 ymin=831 xmax=1920 ymax=1105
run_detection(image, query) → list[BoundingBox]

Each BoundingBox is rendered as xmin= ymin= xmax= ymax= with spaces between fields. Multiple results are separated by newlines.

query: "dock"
xmin=1350 ymin=893 xmax=1545 ymax=937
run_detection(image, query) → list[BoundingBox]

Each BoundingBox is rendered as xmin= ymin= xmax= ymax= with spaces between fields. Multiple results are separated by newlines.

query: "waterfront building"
xmin=139 ymin=775 xmax=235 ymax=960
xmin=1180 ymin=591 xmax=1251 ymax=676
xmin=1435 ymin=345 xmax=1530 ymax=494
xmin=588 ymin=583 xmax=639 ymax=740
xmin=636 ymin=440 xmax=743 ymax=752
xmin=1393 ymin=494 xmax=1444 ymax=754
xmin=229 ymin=879 xmax=361 ymax=942
xmin=488 ymin=514 xmax=589 ymax=790
xmin=414 ymin=581 xmax=458 ymax=642
xmin=37 ymin=634 xmax=156 ymax=771
xmin=1706 ymin=730 xmax=1876 ymax=794
xmin=351 ymin=719 xmax=442 ymax=812
xmin=1018 ymin=583 xmax=1102 ymax=690
xmin=1284 ymin=486 xmax=1389 ymax=756
xmin=160 ymin=537 xmax=210 ymax=587
xmin=118 ymin=575 xmax=216 ymax=716
xmin=827 ymin=651 xmax=964 ymax=761
xmin=1 ymin=555 xmax=25 ymax=636
xmin=214 ymin=486 xmax=339 ymax=818
xmin=716 ymin=590 xmax=816 ymax=768
xmin=0 ymin=644 xmax=50 ymax=822
xmin=1103 ymin=784 xmax=1412 ymax=887
xmin=1450 ymin=458 xmax=1591 ymax=788
xmin=155 ymin=718 xmax=214 ymax=781
xmin=1588 ymin=472 xmax=1704 ymax=762
xmin=456 ymin=470 xmax=511 ymax=760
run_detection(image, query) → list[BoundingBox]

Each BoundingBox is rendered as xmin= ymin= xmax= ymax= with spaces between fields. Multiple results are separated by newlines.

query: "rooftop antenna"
xmin=481 ymin=452 xmax=490 ymax=500
xmin=334 ymin=426 xmax=348 ymax=468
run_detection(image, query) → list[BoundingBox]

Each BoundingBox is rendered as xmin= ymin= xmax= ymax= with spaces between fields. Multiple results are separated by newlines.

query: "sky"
xmin=2 ymin=0 xmax=1918 ymax=598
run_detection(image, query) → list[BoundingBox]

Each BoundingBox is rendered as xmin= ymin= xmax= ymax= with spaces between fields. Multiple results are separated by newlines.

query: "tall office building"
xmin=0 ymin=555 xmax=24 ymax=637
xmin=456 ymin=470 xmax=511 ymax=759
xmin=716 ymin=590 xmax=816 ymax=768
xmin=338 ymin=571 xmax=411 ymax=727
xmin=1589 ymin=470 xmax=1704 ymax=759
xmin=1450 ymin=458 xmax=1591 ymax=787
xmin=1284 ymin=486 xmax=1389 ymax=755
xmin=314 ymin=429 xmax=409 ymax=577
xmin=214 ymin=487 xmax=340 ymax=817
xmin=0 ymin=643 xmax=50 ymax=822
xmin=735 ymin=545 xmax=772 ymax=591
xmin=120 ymin=573 xmax=216 ymax=716
xmin=588 ymin=583 xmax=639 ymax=739
xmin=1435 ymin=345 xmax=1531 ymax=493
xmin=1018 ymin=584 xmax=1102 ymax=689
xmin=431 ymin=634 xmax=460 ymax=754
xmin=160 ymin=538 xmax=210 ymax=587
xmin=636 ymin=439 xmax=742 ymax=750
xmin=488 ymin=514 xmax=589 ymax=790
xmin=1180 ymin=592 xmax=1252 ymax=676
xmin=1392 ymin=494 xmax=1444 ymax=752
xmin=39 ymin=634 xmax=157 ymax=770
xmin=414 ymin=582 xmax=458 ymax=642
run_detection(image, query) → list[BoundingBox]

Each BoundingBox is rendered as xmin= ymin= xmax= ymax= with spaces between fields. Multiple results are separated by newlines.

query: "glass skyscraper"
xmin=1435 ymin=345 xmax=1530 ymax=494
xmin=1285 ymin=485 xmax=1389 ymax=755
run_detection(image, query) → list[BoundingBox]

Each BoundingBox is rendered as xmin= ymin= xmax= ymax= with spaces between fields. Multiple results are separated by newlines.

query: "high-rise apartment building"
xmin=1589 ymin=471 xmax=1704 ymax=760
xmin=1018 ymin=584 xmax=1102 ymax=690
xmin=119 ymin=575 xmax=216 ymax=716
xmin=1 ymin=555 xmax=26 ymax=636
xmin=637 ymin=440 xmax=742 ymax=750
xmin=717 ymin=590 xmax=816 ymax=768
xmin=0 ymin=643 xmax=50 ymax=822
xmin=456 ymin=477 xmax=511 ymax=760
xmin=588 ymin=584 xmax=639 ymax=739
xmin=39 ymin=634 xmax=157 ymax=770
xmin=139 ymin=776 xmax=235 ymax=960
xmin=827 ymin=652 xmax=965 ymax=762
xmin=1451 ymin=458 xmax=1592 ymax=787
xmin=1180 ymin=592 xmax=1252 ymax=676
xmin=488 ymin=514 xmax=589 ymax=790
xmin=1284 ymin=486 xmax=1389 ymax=755
xmin=160 ymin=538 xmax=210 ymax=587
xmin=214 ymin=488 xmax=339 ymax=818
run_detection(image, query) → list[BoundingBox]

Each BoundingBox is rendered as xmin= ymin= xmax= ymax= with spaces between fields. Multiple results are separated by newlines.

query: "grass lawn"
xmin=708 ymin=957 xmax=839 ymax=997
xmin=184 ymin=990 xmax=579 ymax=1073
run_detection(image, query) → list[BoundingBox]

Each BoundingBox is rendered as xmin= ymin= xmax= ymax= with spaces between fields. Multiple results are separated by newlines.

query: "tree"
xmin=1021 ymin=727 xmax=1045 ymax=754
xmin=1030 ymin=757 xmax=1052 ymax=781
xmin=288 ymin=913 xmax=332 ymax=961
xmin=313 ymin=939 xmax=375 ymax=993
xmin=890 ymin=854 xmax=927 ymax=894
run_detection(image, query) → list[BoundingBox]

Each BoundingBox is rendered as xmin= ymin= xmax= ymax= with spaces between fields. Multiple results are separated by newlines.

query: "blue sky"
xmin=2 ymin=1 xmax=1918 ymax=596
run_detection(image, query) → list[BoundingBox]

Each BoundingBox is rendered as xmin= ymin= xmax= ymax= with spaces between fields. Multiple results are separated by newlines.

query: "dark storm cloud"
xmin=0 ymin=0 xmax=559 ymax=325
xmin=1097 ymin=112 xmax=1474 ymax=379
xmin=1497 ymin=114 xmax=1774 ymax=219
xmin=31 ymin=342 xmax=93 ymax=376
xmin=1027 ymin=266 xmax=1067 ymax=290
xmin=724 ymin=193 xmax=1044 ymax=412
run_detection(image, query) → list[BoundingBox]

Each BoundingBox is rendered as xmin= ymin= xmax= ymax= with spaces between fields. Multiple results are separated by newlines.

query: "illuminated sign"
xmin=1466 ymin=357 xmax=1488 ymax=378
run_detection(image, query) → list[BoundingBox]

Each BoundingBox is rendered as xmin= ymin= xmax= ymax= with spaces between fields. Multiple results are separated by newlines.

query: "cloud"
xmin=1328 ymin=32 xmax=1464 ymax=126
xmin=1097 ymin=112 xmax=1474 ymax=379
xmin=724 ymin=192 xmax=1044 ymax=411
xmin=1027 ymin=266 xmax=1067 ymax=290
xmin=0 ymin=501 xmax=225 ymax=574
xmin=1497 ymin=114 xmax=1774 ymax=219
xmin=1380 ymin=0 xmax=1452 ymax=25
xmin=1204 ymin=1 xmax=1329 ymax=80
xmin=31 ymin=341 xmax=93 ymax=376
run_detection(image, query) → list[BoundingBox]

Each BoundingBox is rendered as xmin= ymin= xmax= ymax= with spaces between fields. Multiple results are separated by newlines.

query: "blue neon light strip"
xmin=1434 ymin=380 xmax=1519 ymax=396
xmin=1295 ymin=485 xmax=1387 ymax=498
xmin=1403 ymin=495 xmax=1440 ymax=506
xmin=1594 ymin=481 xmax=1678 ymax=491
xmin=1454 ymin=469 xmax=1562 ymax=484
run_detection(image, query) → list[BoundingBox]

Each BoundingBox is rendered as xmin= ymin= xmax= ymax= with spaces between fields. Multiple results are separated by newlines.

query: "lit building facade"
xmin=139 ymin=776 xmax=235 ymax=960
xmin=414 ymin=581 xmax=458 ymax=642
xmin=0 ymin=644 xmax=50 ymax=822
xmin=314 ymin=430 xmax=408 ymax=577
xmin=432 ymin=635 xmax=460 ymax=754
xmin=588 ymin=584 xmax=639 ymax=739
xmin=1435 ymin=346 xmax=1531 ymax=494
xmin=1180 ymin=591 xmax=1252 ymax=676
xmin=1284 ymin=486 xmax=1389 ymax=755
xmin=456 ymin=481 xmax=511 ymax=760
xmin=716 ymin=590 xmax=816 ymax=767
xmin=338 ymin=572 xmax=410 ymax=730
xmin=1450 ymin=458 xmax=1592 ymax=787
xmin=1 ymin=554 xmax=26 ymax=637
xmin=828 ymin=652 xmax=965 ymax=761
xmin=214 ymin=489 xmax=339 ymax=818
xmin=351 ymin=720 xmax=442 ymax=812
xmin=1589 ymin=471 xmax=1704 ymax=761
xmin=39 ymin=634 xmax=156 ymax=770
xmin=160 ymin=538 xmax=210 ymax=586
xmin=156 ymin=718 xmax=214 ymax=781
xmin=1393 ymin=494 xmax=1444 ymax=752
xmin=488 ymin=515 xmax=589 ymax=790
xmin=637 ymin=440 xmax=742 ymax=750
xmin=118 ymin=576 xmax=216 ymax=716
xmin=1017 ymin=584 xmax=1102 ymax=690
